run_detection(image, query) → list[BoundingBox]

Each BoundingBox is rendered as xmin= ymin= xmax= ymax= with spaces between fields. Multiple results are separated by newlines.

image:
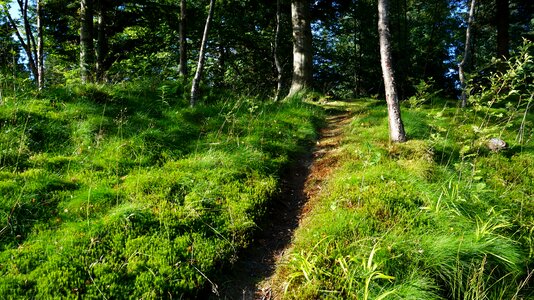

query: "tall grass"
xmin=274 ymin=98 xmax=533 ymax=299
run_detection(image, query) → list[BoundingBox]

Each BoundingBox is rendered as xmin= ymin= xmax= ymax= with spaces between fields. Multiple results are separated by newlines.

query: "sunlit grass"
xmin=274 ymin=98 xmax=533 ymax=299
xmin=0 ymin=80 xmax=323 ymax=298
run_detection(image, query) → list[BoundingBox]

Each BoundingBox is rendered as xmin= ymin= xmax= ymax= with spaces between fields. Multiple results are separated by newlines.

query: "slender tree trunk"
xmin=5 ymin=13 xmax=36 ymax=78
xmin=496 ymin=0 xmax=509 ymax=58
xmin=355 ymin=2 xmax=363 ymax=95
xmin=96 ymin=0 xmax=107 ymax=82
xmin=80 ymin=0 xmax=94 ymax=83
xmin=274 ymin=0 xmax=283 ymax=101
xmin=37 ymin=0 xmax=44 ymax=90
xmin=179 ymin=0 xmax=188 ymax=77
xmin=378 ymin=0 xmax=406 ymax=143
xmin=3 ymin=1 xmax=38 ymax=83
xmin=459 ymin=0 xmax=476 ymax=108
xmin=22 ymin=0 xmax=38 ymax=70
xmin=217 ymin=41 xmax=226 ymax=86
xmin=288 ymin=0 xmax=312 ymax=97
xmin=190 ymin=0 xmax=215 ymax=107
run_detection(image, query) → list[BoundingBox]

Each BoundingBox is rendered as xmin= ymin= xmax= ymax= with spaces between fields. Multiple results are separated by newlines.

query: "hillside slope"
xmin=273 ymin=99 xmax=534 ymax=299
xmin=0 ymin=82 xmax=323 ymax=298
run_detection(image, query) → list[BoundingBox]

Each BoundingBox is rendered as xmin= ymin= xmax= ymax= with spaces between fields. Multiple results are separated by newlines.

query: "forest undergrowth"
xmin=0 ymin=81 xmax=323 ymax=298
xmin=273 ymin=95 xmax=534 ymax=299
xmin=0 ymin=42 xmax=532 ymax=299
xmin=272 ymin=42 xmax=534 ymax=299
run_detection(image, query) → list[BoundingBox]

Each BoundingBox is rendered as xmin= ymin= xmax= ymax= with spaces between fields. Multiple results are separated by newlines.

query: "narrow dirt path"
xmin=211 ymin=109 xmax=351 ymax=300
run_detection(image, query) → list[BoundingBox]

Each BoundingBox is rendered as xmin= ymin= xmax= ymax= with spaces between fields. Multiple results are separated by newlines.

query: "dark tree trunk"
xmin=459 ymin=0 xmax=476 ymax=108
xmin=37 ymin=0 xmax=44 ymax=90
xmin=80 ymin=0 xmax=94 ymax=83
xmin=378 ymin=0 xmax=406 ymax=143
xmin=288 ymin=0 xmax=312 ymax=96
xmin=96 ymin=0 xmax=108 ymax=82
xmin=5 ymin=15 xmax=36 ymax=79
xmin=217 ymin=41 xmax=226 ymax=86
xmin=274 ymin=0 xmax=283 ymax=101
xmin=179 ymin=0 xmax=188 ymax=77
xmin=22 ymin=0 xmax=38 ymax=71
xmin=496 ymin=0 xmax=509 ymax=58
xmin=190 ymin=0 xmax=215 ymax=107
xmin=4 ymin=0 xmax=39 ymax=84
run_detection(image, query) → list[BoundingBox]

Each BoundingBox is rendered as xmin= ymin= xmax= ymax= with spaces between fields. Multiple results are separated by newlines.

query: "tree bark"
xmin=96 ymin=0 xmax=107 ymax=82
xmin=3 ymin=1 xmax=38 ymax=83
xmin=496 ymin=0 xmax=509 ymax=58
xmin=288 ymin=0 xmax=312 ymax=96
xmin=378 ymin=0 xmax=407 ymax=143
xmin=458 ymin=0 xmax=476 ymax=108
xmin=190 ymin=0 xmax=215 ymax=107
xmin=37 ymin=0 xmax=44 ymax=90
xmin=22 ymin=0 xmax=38 ymax=71
xmin=80 ymin=0 xmax=94 ymax=83
xmin=274 ymin=0 xmax=283 ymax=101
xmin=179 ymin=0 xmax=188 ymax=77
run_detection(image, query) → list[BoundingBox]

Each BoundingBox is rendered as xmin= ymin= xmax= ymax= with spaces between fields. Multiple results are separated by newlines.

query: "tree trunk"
xmin=22 ymin=0 xmax=38 ymax=72
xmin=354 ymin=1 xmax=363 ymax=95
xmin=80 ymin=0 xmax=94 ymax=83
xmin=496 ymin=0 xmax=509 ymax=58
xmin=190 ymin=0 xmax=215 ymax=107
xmin=179 ymin=0 xmax=188 ymax=77
xmin=274 ymin=0 xmax=283 ymax=101
xmin=288 ymin=0 xmax=312 ymax=96
xmin=37 ymin=0 xmax=44 ymax=90
xmin=3 ymin=1 xmax=38 ymax=82
xmin=458 ymin=0 xmax=476 ymax=108
xmin=96 ymin=0 xmax=107 ymax=82
xmin=217 ymin=41 xmax=226 ymax=86
xmin=378 ymin=0 xmax=407 ymax=143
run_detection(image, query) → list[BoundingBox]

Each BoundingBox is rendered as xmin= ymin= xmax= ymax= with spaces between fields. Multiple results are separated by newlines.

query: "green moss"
xmin=0 ymin=82 xmax=323 ymax=298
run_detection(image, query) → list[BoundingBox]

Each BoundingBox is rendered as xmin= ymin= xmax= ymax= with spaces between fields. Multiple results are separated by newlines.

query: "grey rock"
xmin=487 ymin=138 xmax=507 ymax=152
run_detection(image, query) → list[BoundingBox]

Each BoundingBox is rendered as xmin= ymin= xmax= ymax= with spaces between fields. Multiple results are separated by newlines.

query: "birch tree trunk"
xmin=190 ymin=0 xmax=215 ymax=107
xmin=288 ymin=0 xmax=312 ymax=97
xmin=179 ymin=0 xmax=188 ymax=77
xmin=37 ymin=0 xmax=44 ymax=90
xmin=378 ymin=0 xmax=407 ymax=143
xmin=458 ymin=0 xmax=476 ymax=108
xmin=274 ymin=0 xmax=283 ymax=101
xmin=80 ymin=0 xmax=94 ymax=83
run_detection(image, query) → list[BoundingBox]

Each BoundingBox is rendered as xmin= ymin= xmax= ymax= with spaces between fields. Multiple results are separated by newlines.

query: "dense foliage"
xmin=1 ymin=0 xmax=532 ymax=98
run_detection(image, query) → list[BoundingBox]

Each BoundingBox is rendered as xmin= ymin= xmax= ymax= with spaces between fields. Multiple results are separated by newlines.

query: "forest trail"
xmin=211 ymin=108 xmax=352 ymax=300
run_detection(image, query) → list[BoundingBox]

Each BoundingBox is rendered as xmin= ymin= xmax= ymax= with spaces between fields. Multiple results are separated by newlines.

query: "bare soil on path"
xmin=209 ymin=109 xmax=352 ymax=300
